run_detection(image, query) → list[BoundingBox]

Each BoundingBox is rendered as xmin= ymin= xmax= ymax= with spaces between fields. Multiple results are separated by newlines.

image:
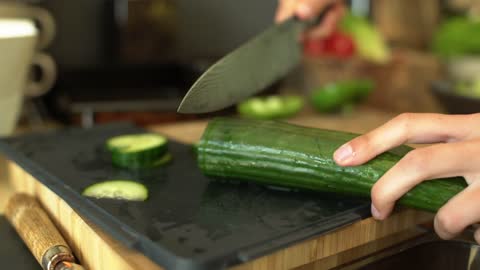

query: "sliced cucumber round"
xmin=237 ymin=95 xmax=304 ymax=120
xmin=106 ymin=133 xmax=169 ymax=169
xmin=112 ymin=153 xmax=172 ymax=169
xmin=107 ymin=133 xmax=167 ymax=154
xmin=82 ymin=180 xmax=148 ymax=201
xmin=151 ymin=153 xmax=172 ymax=166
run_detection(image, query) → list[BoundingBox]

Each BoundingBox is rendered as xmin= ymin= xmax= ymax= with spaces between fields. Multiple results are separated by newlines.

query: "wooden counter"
xmin=0 ymin=108 xmax=434 ymax=270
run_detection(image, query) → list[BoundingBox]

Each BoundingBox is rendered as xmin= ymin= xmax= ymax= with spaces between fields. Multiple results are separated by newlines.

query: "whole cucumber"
xmin=197 ymin=117 xmax=467 ymax=213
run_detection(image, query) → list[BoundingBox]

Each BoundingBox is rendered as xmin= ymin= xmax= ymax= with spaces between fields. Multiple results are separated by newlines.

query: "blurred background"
xmin=9 ymin=0 xmax=480 ymax=131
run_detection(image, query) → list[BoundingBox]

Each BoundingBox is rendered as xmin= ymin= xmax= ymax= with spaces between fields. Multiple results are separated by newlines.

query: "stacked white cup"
xmin=0 ymin=2 xmax=56 ymax=136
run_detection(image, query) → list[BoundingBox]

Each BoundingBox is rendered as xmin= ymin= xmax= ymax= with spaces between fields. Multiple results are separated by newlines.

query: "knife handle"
xmin=5 ymin=193 xmax=78 ymax=270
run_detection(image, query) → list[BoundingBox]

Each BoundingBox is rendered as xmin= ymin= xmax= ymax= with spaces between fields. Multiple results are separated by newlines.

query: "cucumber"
xmin=83 ymin=180 xmax=148 ymax=201
xmin=107 ymin=133 xmax=167 ymax=154
xmin=192 ymin=142 xmax=200 ymax=155
xmin=106 ymin=133 xmax=169 ymax=169
xmin=197 ymin=117 xmax=467 ymax=213
xmin=237 ymin=95 xmax=304 ymax=120
xmin=151 ymin=153 xmax=172 ymax=166
xmin=112 ymin=153 xmax=172 ymax=169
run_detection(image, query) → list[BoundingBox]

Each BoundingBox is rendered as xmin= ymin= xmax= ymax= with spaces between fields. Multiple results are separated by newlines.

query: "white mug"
xmin=0 ymin=3 xmax=56 ymax=136
xmin=0 ymin=18 xmax=54 ymax=136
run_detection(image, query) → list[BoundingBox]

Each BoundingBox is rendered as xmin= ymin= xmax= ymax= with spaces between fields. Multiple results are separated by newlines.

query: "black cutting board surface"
xmin=0 ymin=216 xmax=40 ymax=269
xmin=0 ymin=123 xmax=370 ymax=270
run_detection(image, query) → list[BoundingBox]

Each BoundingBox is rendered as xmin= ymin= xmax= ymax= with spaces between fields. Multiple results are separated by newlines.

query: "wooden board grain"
xmin=0 ymin=156 xmax=11 ymax=214
xmin=1 ymin=109 xmax=436 ymax=270
xmin=5 ymin=160 xmax=163 ymax=270
xmin=292 ymin=228 xmax=426 ymax=270
xmin=229 ymin=211 xmax=432 ymax=270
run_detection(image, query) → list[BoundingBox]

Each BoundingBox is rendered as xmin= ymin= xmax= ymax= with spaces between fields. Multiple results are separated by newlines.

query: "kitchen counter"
xmin=0 ymin=108 xmax=434 ymax=270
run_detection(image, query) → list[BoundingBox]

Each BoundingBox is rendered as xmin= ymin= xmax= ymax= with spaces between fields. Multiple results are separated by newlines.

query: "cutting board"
xmin=0 ymin=122 xmax=371 ymax=270
xmin=0 ymin=216 xmax=40 ymax=269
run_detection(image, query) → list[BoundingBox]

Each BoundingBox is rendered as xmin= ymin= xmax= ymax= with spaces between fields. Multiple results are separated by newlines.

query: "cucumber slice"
xmin=83 ymin=180 xmax=148 ymax=201
xmin=112 ymin=153 xmax=172 ymax=169
xmin=192 ymin=142 xmax=200 ymax=154
xmin=107 ymin=133 xmax=167 ymax=153
xmin=107 ymin=133 xmax=168 ymax=169
xmin=237 ymin=95 xmax=304 ymax=120
xmin=151 ymin=153 xmax=172 ymax=166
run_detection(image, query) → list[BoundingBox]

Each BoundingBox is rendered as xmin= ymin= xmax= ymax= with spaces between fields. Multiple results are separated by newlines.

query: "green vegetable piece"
xmin=433 ymin=17 xmax=480 ymax=58
xmin=112 ymin=153 xmax=172 ymax=169
xmin=106 ymin=133 xmax=170 ymax=169
xmin=455 ymin=79 xmax=480 ymax=98
xmin=192 ymin=142 xmax=200 ymax=155
xmin=152 ymin=153 xmax=172 ymax=166
xmin=310 ymin=80 xmax=374 ymax=112
xmin=237 ymin=95 xmax=304 ymax=120
xmin=83 ymin=180 xmax=148 ymax=201
xmin=107 ymin=134 xmax=167 ymax=154
xmin=340 ymin=13 xmax=391 ymax=63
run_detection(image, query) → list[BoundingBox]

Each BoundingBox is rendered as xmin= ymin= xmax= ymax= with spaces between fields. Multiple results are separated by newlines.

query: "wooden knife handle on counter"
xmin=5 ymin=193 xmax=85 ymax=270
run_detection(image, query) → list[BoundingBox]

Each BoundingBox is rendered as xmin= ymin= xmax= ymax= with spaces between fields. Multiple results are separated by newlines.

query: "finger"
xmin=370 ymin=141 xmax=475 ymax=220
xmin=435 ymin=181 xmax=480 ymax=240
xmin=295 ymin=0 xmax=336 ymax=20
xmin=305 ymin=3 xmax=345 ymax=38
xmin=275 ymin=0 xmax=298 ymax=23
xmin=333 ymin=113 xmax=479 ymax=166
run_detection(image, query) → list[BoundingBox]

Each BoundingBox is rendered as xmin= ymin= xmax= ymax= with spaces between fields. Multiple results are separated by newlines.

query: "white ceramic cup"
xmin=0 ymin=2 xmax=56 ymax=136
xmin=0 ymin=18 xmax=46 ymax=136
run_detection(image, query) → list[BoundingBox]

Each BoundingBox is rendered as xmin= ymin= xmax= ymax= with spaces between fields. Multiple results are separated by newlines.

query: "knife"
xmin=177 ymin=5 xmax=334 ymax=114
xmin=5 ymin=193 xmax=86 ymax=270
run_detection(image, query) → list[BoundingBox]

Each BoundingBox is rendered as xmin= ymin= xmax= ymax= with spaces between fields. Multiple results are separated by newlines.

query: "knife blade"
xmin=177 ymin=7 xmax=332 ymax=114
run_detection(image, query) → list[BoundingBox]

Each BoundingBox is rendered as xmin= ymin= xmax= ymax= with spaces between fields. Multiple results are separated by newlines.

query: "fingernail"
xmin=296 ymin=3 xmax=312 ymax=19
xmin=371 ymin=204 xmax=382 ymax=220
xmin=334 ymin=144 xmax=353 ymax=163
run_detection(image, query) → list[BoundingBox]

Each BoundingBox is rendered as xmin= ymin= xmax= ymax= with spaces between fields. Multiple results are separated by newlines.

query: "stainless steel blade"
xmin=177 ymin=18 xmax=304 ymax=114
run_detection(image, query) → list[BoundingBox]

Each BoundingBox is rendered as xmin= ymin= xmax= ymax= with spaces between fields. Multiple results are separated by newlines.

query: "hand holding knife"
xmin=177 ymin=2 xmax=338 ymax=114
xmin=5 ymin=193 xmax=86 ymax=270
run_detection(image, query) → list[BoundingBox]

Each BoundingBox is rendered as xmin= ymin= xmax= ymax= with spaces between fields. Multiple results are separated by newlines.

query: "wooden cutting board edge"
xmin=5 ymin=160 xmax=433 ymax=270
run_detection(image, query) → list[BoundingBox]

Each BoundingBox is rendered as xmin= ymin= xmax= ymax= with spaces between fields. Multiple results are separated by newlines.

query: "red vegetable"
xmin=303 ymin=30 xmax=356 ymax=58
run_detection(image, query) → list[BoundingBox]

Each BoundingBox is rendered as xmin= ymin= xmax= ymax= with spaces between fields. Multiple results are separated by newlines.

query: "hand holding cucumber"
xmin=333 ymin=113 xmax=480 ymax=243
